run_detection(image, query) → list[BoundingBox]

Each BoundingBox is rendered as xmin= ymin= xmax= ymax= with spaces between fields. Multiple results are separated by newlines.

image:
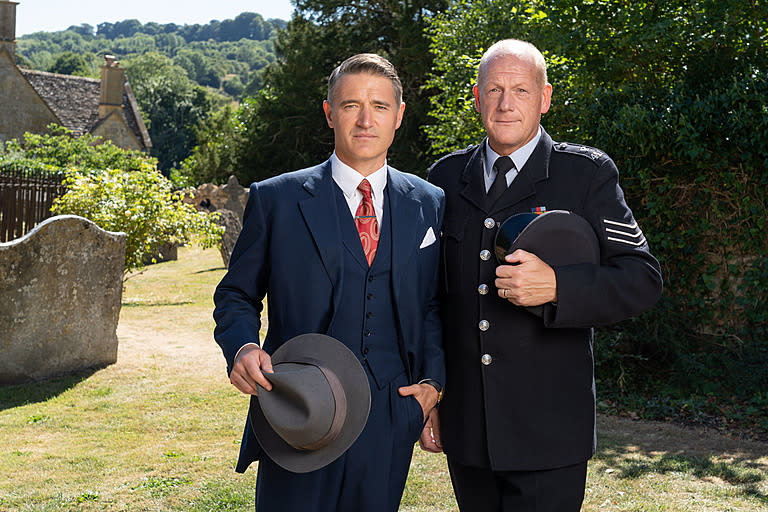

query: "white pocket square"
xmin=420 ymin=227 xmax=437 ymax=249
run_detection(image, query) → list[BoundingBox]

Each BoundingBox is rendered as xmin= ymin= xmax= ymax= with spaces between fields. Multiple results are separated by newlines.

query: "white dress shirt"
xmin=331 ymin=152 xmax=387 ymax=225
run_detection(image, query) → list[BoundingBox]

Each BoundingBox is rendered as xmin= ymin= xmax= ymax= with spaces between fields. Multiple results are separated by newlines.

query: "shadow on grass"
xmin=194 ymin=267 xmax=226 ymax=274
xmin=122 ymin=300 xmax=194 ymax=307
xmin=0 ymin=368 xmax=98 ymax=411
xmin=597 ymin=445 xmax=768 ymax=505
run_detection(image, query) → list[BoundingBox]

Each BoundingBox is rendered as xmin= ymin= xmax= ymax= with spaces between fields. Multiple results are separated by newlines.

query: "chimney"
xmin=99 ymin=54 xmax=125 ymax=118
xmin=0 ymin=0 xmax=18 ymax=61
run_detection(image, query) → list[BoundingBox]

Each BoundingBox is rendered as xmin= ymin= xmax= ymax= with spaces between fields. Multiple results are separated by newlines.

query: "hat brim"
xmin=495 ymin=210 xmax=600 ymax=317
xmin=250 ymin=333 xmax=371 ymax=474
xmin=508 ymin=210 xmax=599 ymax=267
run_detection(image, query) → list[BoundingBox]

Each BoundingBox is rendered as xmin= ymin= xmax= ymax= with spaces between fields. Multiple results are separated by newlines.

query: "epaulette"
xmin=552 ymin=141 xmax=608 ymax=163
xmin=430 ymin=143 xmax=479 ymax=168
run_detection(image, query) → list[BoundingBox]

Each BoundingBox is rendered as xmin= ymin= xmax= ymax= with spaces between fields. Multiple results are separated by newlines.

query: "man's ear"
xmin=473 ymin=85 xmax=481 ymax=113
xmin=540 ymin=84 xmax=553 ymax=115
xmin=323 ymin=100 xmax=334 ymax=128
xmin=395 ymin=101 xmax=405 ymax=129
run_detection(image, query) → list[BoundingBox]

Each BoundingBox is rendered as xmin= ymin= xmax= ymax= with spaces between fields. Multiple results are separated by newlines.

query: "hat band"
xmin=292 ymin=357 xmax=348 ymax=452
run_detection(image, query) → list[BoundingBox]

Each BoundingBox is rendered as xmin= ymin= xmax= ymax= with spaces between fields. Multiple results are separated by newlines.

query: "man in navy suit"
xmin=213 ymin=53 xmax=446 ymax=512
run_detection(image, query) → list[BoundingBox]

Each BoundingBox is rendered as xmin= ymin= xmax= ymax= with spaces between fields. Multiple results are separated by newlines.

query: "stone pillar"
xmin=0 ymin=215 xmax=127 ymax=385
xmin=0 ymin=0 xmax=18 ymax=61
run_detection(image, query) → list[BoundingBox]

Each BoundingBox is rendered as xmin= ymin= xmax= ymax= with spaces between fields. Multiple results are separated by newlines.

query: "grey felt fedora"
xmin=494 ymin=210 xmax=600 ymax=316
xmin=249 ymin=333 xmax=371 ymax=474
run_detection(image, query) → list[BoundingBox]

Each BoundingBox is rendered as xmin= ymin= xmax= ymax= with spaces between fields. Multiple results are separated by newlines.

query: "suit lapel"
xmin=298 ymin=161 xmax=344 ymax=317
xmin=388 ymin=168 xmax=422 ymax=310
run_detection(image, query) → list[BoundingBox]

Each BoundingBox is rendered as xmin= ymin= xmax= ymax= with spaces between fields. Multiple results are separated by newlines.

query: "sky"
xmin=14 ymin=0 xmax=296 ymax=36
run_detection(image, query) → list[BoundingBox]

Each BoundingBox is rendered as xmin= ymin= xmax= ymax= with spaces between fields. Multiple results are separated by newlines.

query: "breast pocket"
xmin=441 ymin=216 xmax=466 ymax=294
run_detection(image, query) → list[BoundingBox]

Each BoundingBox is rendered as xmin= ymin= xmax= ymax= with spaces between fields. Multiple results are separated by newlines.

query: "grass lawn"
xmin=1 ymin=246 xmax=766 ymax=511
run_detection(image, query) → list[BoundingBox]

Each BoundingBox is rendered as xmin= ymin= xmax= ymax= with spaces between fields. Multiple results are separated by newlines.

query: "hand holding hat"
xmin=249 ymin=333 xmax=371 ymax=474
xmin=494 ymin=210 xmax=600 ymax=316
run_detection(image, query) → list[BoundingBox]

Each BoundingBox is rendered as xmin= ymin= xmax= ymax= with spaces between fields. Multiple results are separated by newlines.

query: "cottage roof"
xmin=19 ymin=68 xmax=151 ymax=149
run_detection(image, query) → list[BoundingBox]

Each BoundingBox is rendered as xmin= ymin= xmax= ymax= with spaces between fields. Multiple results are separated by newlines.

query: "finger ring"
xmin=502 ymin=289 xmax=508 ymax=298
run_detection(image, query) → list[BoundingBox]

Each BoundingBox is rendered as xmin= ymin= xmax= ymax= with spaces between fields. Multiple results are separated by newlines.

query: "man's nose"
xmin=499 ymin=90 xmax=516 ymax=111
xmin=357 ymin=106 xmax=374 ymax=127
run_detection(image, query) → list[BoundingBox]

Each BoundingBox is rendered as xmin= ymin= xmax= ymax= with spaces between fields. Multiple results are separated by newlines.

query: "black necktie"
xmin=486 ymin=156 xmax=514 ymax=208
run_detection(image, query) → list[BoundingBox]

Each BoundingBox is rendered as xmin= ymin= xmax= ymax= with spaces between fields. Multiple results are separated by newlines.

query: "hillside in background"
xmin=15 ymin=12 xmax=285 ymax=98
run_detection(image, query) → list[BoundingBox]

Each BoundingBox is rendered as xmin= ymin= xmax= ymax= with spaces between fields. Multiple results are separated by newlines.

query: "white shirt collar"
xmin=330 ymin=153 xmax=387 ymax=223
xmin=484 ymin=126 xmax=542 ymax=180
xmin=330 ymin=152 xmax=387 ymax=199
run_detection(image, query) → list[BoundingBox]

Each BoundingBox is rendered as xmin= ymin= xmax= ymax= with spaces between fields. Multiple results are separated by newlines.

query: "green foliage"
xmin=1 ymin=125 xmax=152 ymax=172
xmin=217 ymin=0 xmax=449 ymax=183
xmin=16 ymin=15 xmax=280 ymax=94
xmin=175 ymin=104 xmax=243 ymax=187
xmin=47 ymin=51 xmax=92 ymax=76
xmin=125 ymin=52 xmax=224 ymax=171
xmin=427 ymin=0 xmax=768 ymax=430
xmin=51 ymin=164 xmax=223 ymax=273
xmin=15 ymin=12 xmax=281 ymax=173
xmin=2 ymin=124 xmax=224 ymax=273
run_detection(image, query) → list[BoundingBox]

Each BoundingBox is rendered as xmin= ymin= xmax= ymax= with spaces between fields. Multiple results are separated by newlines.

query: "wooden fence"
xmin=0 ymin=167 xmax=67 ymax=243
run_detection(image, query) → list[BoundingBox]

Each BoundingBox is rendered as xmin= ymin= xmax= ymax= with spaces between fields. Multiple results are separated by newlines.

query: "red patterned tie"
xmin=355 ymin=179 xmax=379 ymax=266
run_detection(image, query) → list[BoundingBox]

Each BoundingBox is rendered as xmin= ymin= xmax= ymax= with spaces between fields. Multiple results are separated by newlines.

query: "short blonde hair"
xmin=477 ymin=39 xmax=548 ymax=89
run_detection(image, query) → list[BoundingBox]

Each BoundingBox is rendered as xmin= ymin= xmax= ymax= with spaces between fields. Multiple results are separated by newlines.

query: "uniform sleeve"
xmin=213 ymin=182 xmax=271 ymax=374
xmin=546 ymin=159 xmax=663 ymax=328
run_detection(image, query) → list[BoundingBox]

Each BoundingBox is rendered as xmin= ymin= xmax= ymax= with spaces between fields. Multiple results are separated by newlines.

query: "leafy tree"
xmin=51 ymin=164 xmax=223 ymax=273
xmin=66 ymin=24 xmax=95 ymax=38
xmin=174 ymin=104 xmax=242 ymax=187
xmin=16 ymin=14 xmax=282 ymax=100
xmin=222 ymin=75 xmax=245 ymax=97
xmin=2 ymin=125 xmax=151 ymax=172
xmin=231 ymin=0 xmax=449 ymax=182
xmin=125 ymin=52 xmax=219 ymax=171
xmin=48 ymin=51 xmax=92 ymax=76
xmin=2 ymin=125 xmax=223 ymax=273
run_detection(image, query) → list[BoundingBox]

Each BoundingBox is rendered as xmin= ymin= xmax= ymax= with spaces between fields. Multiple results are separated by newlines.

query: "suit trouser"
xmin=254 ymin=371 xmax=425 ymax=512
xmin=447 ymin=457 xmax=588 ymax=512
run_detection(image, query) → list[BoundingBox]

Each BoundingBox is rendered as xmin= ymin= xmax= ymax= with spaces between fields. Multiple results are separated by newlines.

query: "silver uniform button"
xmin=479 ymin=320 xmax=490 ymax=331
xmin=478 ymin=284 xmax=489 ymax=295
xmin=484 ymin=218 xmax=495 ymax=229
xmin=481 ymin=354 xmax=493 ymax=365
xmin=480 ymin=250 xmax=491 ymax=261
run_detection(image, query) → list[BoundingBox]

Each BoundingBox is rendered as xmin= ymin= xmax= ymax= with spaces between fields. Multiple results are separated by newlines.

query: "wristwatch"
xmin=418 ymin=378 xmax=444 ymax=405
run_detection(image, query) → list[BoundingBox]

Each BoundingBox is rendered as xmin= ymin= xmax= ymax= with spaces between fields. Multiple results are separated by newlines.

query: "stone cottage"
xmin=0 ymin=0 xmax=151 ymax=151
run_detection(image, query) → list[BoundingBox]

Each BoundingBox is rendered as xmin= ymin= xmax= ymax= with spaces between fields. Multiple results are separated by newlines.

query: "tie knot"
xmin=357 ymin=178 xmax=372 ymax=197
xmin=493 ymin=156 xmax=514 ymax=175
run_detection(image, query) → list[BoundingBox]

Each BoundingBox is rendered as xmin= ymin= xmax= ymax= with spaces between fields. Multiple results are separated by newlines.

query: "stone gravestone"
xmin=0 ymin=215 xmax=126 ymax=385
xmin=184 ymin=175 xmax=248 ymax=267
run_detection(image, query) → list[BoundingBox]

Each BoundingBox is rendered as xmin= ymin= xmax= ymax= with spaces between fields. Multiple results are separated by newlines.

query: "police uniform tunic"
xmin=427 ymin=128 xmax=663 ymax=471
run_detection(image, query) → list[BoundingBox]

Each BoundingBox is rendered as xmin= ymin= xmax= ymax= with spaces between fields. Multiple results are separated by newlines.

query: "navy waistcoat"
xmin=328 ymin=183 xmax=405 ymax=389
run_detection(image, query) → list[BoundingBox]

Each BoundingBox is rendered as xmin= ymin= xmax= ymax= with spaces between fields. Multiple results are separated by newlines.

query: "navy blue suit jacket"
xmin=213 ymin=160 xmax=446 ymax=472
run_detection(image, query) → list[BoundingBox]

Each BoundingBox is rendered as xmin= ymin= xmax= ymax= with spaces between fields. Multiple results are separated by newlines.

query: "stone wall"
xmin=184 ymin=175 xmax=248 ymax=267
xmin=0 ymin=48 xmax=58 ymax=144
xmin=0 ymin=215 xmax=126 ymax=385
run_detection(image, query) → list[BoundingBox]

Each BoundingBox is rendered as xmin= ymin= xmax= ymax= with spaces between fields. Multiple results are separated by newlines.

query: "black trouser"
xmin=447 ymin=458 xmax=588 ymax=512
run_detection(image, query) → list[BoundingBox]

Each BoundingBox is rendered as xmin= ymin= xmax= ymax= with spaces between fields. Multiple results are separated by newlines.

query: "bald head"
xmin=477 ymin=39 xmax=548 ymax=90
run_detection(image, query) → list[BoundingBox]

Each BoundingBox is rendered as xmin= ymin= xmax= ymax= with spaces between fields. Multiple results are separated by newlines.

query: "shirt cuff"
xmin=233 ymin=342 xmax=260 ymax=366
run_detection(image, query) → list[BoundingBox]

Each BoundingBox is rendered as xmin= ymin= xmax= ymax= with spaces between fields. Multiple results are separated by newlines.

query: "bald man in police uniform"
xmin=423 ymin=40 xmax=663 ymax=511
